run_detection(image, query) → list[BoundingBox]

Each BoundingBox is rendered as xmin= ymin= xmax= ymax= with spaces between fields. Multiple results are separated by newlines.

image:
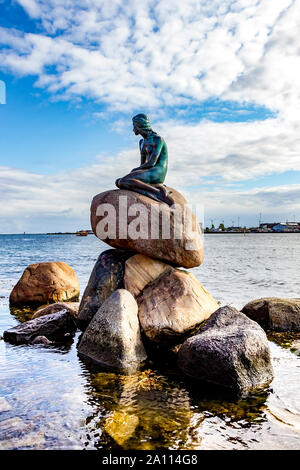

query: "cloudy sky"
xmin=0 ymin=0 xmax=300 ymax=233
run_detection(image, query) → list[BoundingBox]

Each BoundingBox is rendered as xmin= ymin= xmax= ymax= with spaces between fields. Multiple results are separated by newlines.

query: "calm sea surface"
xmin=0 ymin=233 xmax=299 ymax=449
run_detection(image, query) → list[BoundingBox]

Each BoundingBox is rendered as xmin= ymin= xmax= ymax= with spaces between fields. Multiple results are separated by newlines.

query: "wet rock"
xmin=32 ymin=301 xmax=79 ymax=320
xmin=178 ymin=306 xmax=274 ymax=396
xmin=242 ymin=297 xmax=300 ymax=332
xmin=0 ymin=397 xmax=12 ymax=412
xmin=90 ymin=188 xmax=204 ymax=269
xmin=137 ymin=268 xmax=219 ymax=343
xmin=9 ymin=261 xmax=80 ymax=306
xmin=31 ymin=335 xmax=52 ymax=345
xmin=124 ymin=254 xmax=171 ymax=297
xmin=3 ymin=310 xmax=77 ymax=345
xmin=77 ymin=289 xmax=147 ymax=371
xmin=78 ymin=249 xmax=133 ymax=331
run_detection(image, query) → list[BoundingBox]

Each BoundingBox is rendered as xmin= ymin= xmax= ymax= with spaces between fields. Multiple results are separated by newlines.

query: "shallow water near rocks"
xmin=0 ymin=233 xmax=300 ymax=449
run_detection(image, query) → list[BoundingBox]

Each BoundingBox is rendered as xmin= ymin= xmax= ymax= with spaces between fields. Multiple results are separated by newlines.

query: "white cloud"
xmin=0 ymin=0 xmax=299 ymax=116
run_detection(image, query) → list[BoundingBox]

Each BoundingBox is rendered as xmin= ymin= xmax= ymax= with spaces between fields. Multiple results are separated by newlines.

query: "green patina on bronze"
xmin=115 ymin=114 xmax=174 ymax=206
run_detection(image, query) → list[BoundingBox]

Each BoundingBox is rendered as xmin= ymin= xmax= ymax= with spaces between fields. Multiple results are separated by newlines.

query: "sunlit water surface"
xmin=0 ymin=233 xmax=299 ymax=449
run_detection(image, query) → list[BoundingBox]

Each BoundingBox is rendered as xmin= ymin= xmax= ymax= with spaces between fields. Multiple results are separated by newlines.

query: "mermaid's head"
xmin=132 ymin=113 xmax=151 ymax=134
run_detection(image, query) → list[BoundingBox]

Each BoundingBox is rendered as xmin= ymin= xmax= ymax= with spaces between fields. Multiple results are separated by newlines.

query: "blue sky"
xmin=0 ymin=0 xmax=300 ymax=232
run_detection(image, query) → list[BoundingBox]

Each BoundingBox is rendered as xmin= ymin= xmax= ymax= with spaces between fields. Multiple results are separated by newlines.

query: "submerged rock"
xmin=104 ymin=411 xmax=139 ymax=446
xmin=3 ymin=310 xmax=77 ymax=345
xmin=177 ymin=306 xmax=273 ymax=396
xmin=32 ymin=301 xmax=79 ymax=320
xmin=0 ymin=432 xmax=45 ymax=450
xmin=291 ymin=340 xmax=300 ymax=356
xmin=0 ymin=397 xmax=12 ymax=412
xmin=31 ymin=335 xmax=52 ymax=345
xmin=124 ymin=254 xmax=171 ymax=297
xmin=137 ymin=267 xmax=219 ymax=343
xmin=242 ymin=297 xmax=300 ymax=332
xmin=9 ymin=261 xmax=80 ymax=306
xmin=77 ymin=249 xmax=133 ymax=331
xmin=90 ymin=188 xmax=204 ymax=268
xmin=77 ymin=289 xmax=147 ymax=371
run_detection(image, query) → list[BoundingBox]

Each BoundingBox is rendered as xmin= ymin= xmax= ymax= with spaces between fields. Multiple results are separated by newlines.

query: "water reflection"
xmin=77 ymin=356 xmax=273 ymax=450
xmin=9 ymin=305 xmax=35 ymax=323
xmin=80 ymin=364 xmax=194 ymax=449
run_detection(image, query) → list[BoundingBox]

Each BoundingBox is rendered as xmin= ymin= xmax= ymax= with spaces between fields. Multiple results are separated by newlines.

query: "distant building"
xmin=227 ymin=226 xmax=243 ymax=232
xmin=259 ymin=223 xmax=280 ymax=231
xmin=273 ymin=222 xmax=300 ymax=232
xmin=273 ymin=223 xmax=287 ymax=232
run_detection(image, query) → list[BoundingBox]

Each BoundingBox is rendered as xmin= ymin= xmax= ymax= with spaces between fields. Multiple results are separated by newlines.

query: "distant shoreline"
xmin=0 ymin=231 xmax=300 ymax=236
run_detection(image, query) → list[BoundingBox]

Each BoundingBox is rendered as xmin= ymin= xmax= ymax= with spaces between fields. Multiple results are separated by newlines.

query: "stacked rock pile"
xmin=76 ymin=187 xmax=274 ymax=396
xmin=3 ymin=188 xmax=280 ymax=397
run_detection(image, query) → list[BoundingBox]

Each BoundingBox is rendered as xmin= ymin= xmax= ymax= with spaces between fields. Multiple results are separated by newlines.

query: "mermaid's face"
xmin=133 ymin=122 xmax=140 ymax=135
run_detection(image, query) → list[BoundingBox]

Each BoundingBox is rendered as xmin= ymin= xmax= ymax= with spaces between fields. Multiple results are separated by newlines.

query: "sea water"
xmin=0 ymin=233 xmax=299 ymax=449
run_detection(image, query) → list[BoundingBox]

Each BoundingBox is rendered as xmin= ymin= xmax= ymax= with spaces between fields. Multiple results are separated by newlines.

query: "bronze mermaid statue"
xmin=115 ymin=114 xmax=174 ymax=206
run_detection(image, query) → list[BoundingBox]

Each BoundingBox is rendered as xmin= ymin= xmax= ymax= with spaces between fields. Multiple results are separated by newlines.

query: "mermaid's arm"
xmin=139 ymin=139 xmax=146 ymax=165
xmin=131 ymin=139 xmax=146 ymax=171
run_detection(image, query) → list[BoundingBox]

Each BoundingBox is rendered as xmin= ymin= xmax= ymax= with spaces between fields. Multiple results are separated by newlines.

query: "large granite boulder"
xmin=124 ymin=254 xmax=170 ymax=297
xmin=9 ymin=262 xmax=80 ymax=306
xmin=90 ymin=188 xmax=204 ymax=269
xmin=137 ymin=268 xmax=219 ymax=343
xmin=77 ymin=249 xmax=133 ymax=331
xmin=32 ymin=301 xmax=79 ymax=319
xmin=242 ymin=297 xmax=300 ymax=332
xmin=3 ymin=310 xmax=77 ymax=345
xmin=77 ymin=289 xmax=147 ymax=371
xmin=177 ymin=306 xmax=274 ymax=396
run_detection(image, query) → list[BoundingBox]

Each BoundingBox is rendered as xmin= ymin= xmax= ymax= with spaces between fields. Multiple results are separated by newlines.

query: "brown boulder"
xmin=137 ymin=268 xmax=219 ymax=343
xmin=32 ymin=302 xmax=79 ymax=319
xmin=90 ymin=188 xmax=204 ymax=268
xmin=9 ymin=262 xmax=80 ymax=306
xmin=124 ymin=254 xmax=171 ymax=297
xmin=242 ymin=297 xmax=300 ymax=331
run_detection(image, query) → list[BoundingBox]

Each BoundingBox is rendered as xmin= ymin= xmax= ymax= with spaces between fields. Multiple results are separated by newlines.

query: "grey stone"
xmin=3 ymin=310 xmax=77 ymax=345
xmin=77 ymin=289 xmax=147 ymax=371
xmin=178 ymin=306 xmax=274 ymax=396
xmin=78 ymin=249 xmax=133 ymax=331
